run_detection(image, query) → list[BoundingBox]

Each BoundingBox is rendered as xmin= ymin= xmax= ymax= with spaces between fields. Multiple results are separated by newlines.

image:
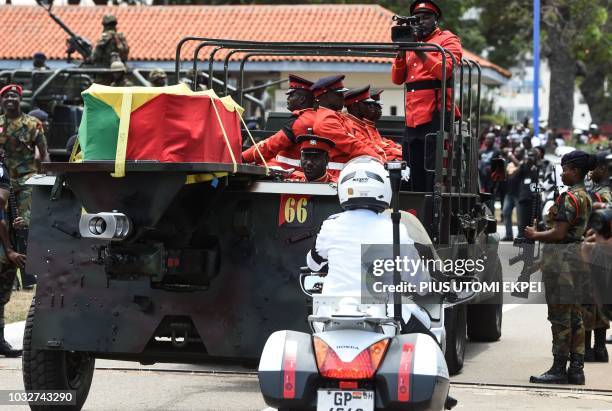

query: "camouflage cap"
xmin=149 ymin=68 xmax=167 ymax=80
xmin=102 ymin=14 xmax=118 ymax=26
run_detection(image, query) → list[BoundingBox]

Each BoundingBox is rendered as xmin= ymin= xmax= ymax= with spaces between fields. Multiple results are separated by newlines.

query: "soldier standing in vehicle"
xmin=0 ymin=85 xmax=49 ymax=226
xmin=391 ymin=0 xmax=462 ymax=192
xmin=109 ymin=61 xmax=133 ymax=87
xmin=92 ymin=14 xmax=129 ymax=67
xmin=32 ymin=52 xmax=50 ymax=71
xmin=525 ymin=150 xmax=596 ymax=385
xmin=0 ymin=155 xmax=27 ymax=357
xmin=286 ymin=135 xmax=335 ymax=183
xmin=148 ymin=69 xmax=167 ymax=87
xmin=583 ymin=150 xmax=610 ymax=362
xmin=242 ymin=74 xmax=316 ymax=171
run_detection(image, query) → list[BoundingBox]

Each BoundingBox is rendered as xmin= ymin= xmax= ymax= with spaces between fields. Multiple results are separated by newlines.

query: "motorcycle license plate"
xmin=317 ymin=389 xmax=374 ymax=411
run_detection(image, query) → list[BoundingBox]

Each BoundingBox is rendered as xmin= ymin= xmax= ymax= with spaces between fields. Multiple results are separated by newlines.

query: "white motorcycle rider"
xmin=258 ymin=157 xmax=461 ymax=411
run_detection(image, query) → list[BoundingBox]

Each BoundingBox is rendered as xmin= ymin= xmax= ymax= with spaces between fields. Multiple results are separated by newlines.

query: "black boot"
xmin=585 ymin=330 xmax=595 ymax=362
xmin=593 ymin=328 xmax=609 ymax=362
xmin=529 ymin=355 xmax=568 ymax=384
xmin=567 ymin=353 xmax=585 ymax=385
xmin=0 ymin=327 xmax=22 ymax=358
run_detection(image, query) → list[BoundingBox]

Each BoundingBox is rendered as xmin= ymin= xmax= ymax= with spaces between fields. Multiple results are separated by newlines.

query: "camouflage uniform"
xmin=110 ymin=78 xmax=134 ymax=87
xmin=541 ymin=183 xmax=592 ymax=356
xmin=582 ymin=183 xmax=612 ymax=331
xmin=0 ymin=113 xmax=47 ymax=226
xmin=0 ymin=162 xmax=15 ymax=330
xmin=92 ymin=30 xmax=130 ymax=67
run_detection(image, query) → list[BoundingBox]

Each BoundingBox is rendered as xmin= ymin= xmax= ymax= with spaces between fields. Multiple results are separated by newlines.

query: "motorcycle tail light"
xmin=313 ymin=337 xmax=389 ymax=380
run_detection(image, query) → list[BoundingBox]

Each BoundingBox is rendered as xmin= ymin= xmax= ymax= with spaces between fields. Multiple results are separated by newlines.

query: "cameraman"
xmin=516 ymin=149 xmax=541 ymax=238
xmin=391 ymin=0 xmax=462 ymax=192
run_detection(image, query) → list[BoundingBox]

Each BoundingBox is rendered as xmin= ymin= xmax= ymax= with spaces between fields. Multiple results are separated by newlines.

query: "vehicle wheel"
xmin=444 ymin=304 xmax=466 ymax=376
xmin=22 ymin=300 xmax=95 ymax=411
xmin=467 ymin=259 xmax=503 ymax=342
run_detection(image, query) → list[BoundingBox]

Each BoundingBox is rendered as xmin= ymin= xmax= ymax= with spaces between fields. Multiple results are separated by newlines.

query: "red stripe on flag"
xmin=397 ymin=343 xmax=414 ymax=402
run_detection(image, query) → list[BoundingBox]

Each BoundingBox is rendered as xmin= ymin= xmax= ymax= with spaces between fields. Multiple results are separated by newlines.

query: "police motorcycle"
xmin=258 ymin=160 xmax=474 ymax=411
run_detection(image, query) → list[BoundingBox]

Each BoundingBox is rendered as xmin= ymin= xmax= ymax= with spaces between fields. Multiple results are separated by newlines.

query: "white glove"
xmin=401 ymin=167 xmax=411 ymax=182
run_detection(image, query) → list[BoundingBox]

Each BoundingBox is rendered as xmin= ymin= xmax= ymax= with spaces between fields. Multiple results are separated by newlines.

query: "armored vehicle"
xmin=22 ymin=39 xmax=502 ymax=410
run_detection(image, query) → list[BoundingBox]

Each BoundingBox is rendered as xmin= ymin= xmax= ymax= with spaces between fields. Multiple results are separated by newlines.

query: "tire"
xmin=22 ymin=300 xmax=95 ymax=411
xmin=467 ymin=259 xmax=503 ymax=342
xmin=444 ymin=304 xmax=466 ymax=376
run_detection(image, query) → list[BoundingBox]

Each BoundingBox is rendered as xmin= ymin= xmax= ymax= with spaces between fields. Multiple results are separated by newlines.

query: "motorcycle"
xmin=257 ymin=162 xmax=472 ymax=411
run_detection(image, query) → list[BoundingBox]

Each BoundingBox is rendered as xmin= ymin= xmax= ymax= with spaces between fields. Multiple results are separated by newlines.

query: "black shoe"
xmin=585 ymin=348 xmax=596 ymax=362
xmin=567 ymin=353 xmax=585 ymax=385
xmin=530 ymin=355 xmax=568 ymax=384
xmin=0 ymin=339 xmax=22 ymax=358
xmin=593 ymin=347 xmax=609 ymax=362
xmin=444 ymin=394 xmax=458 ymax=410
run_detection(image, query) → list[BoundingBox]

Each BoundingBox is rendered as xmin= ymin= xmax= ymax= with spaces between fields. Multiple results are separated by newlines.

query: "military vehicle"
xmin=21 ymin=39 xmax=501 ymax=410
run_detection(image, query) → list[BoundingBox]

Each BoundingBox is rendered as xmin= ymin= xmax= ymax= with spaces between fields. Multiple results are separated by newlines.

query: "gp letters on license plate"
xmin=317 ymin=389 xmax=374 ymax=411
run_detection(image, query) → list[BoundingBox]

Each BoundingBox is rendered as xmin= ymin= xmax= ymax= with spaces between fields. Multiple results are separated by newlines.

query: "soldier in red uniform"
xmin=242 ymin=74 xmax=316 ymax=171
xmin=365 ymin=89 xmax=403 ymax=161
xmin=344 ymin=86 xmax=403 ymax=161
xmin=310 ymin=75 xmax=382 ymax=177
xmin=343 ymin=85 xmax=383 ymax=153
xmin=286 ymin=134 xmax=335 ymax=183
xmin=391 ymin=0 xmax=462 ymax=191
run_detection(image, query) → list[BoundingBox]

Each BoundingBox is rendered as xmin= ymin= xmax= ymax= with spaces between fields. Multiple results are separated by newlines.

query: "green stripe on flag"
xmin=79 ymin=94 xmax=120 ymax=160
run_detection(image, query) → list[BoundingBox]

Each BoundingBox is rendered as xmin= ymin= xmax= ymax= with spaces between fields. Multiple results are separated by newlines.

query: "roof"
xmin=0 ymin=4 xmax=511 ymax=78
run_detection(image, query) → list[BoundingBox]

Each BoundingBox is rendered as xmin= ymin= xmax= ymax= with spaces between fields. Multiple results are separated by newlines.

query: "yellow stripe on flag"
xmin=111 ymin=90 xmax=133 ymax=178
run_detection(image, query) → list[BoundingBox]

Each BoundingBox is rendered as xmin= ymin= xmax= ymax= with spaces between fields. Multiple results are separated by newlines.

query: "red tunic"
xmin=312 ymin=107 xmax=382 ymax=174
xmin=391 ymin=28 xmax=462 ymax=127
xmin=345 ymin=113 xmax=389 ymax=160
xmin=363 ymin=119 xmax=403 ymax=161
xmin=285 ymin=170 xmax=335 ymax=183
xmin=242 ymin=109 xmax=316 ymax=170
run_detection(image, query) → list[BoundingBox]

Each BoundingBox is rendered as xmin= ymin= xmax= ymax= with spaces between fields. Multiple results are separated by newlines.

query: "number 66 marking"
xmin=279 ymin=194 xmax=311 ymax=226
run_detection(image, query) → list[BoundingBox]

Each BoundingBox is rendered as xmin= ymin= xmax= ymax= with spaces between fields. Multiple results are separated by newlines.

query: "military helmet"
xmin=102 ymin=14 xmax=118 ymax=26
xmin=149 ymin=68 xmax=167 ymax=80
xmin=110 ymin=61 xmax=127 ymax=72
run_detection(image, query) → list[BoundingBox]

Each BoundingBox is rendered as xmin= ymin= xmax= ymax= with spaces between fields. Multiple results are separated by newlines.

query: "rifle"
xmin=508 ymin=165 xmax=542 ymax=298
xmin=36 ymin=0 xmax=92 ymax=62
xmin=6 ymin=186 xmax=35 ymax=288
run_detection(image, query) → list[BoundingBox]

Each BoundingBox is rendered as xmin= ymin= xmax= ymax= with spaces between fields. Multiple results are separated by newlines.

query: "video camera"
xmin=391 ymin=15 xmax=419 ymax=43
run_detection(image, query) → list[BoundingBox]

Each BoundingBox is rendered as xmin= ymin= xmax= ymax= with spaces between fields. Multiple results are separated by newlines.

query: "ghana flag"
xmin=78 ymin=83 xmax=244 ymax=176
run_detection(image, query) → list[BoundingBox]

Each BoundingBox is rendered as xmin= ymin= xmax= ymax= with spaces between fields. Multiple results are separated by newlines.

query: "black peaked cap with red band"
xmin=344 ymin=85 xmax=375 ymax=106
xmin=296 ymin=134 xmax=335 ymax=154
xmin=410 ymin=0 xmax=442 ymax=18
xmin=286 ymin=74 xmax=314 ymax=94
xmin=310 ymin=74 xmax=348 ymax=98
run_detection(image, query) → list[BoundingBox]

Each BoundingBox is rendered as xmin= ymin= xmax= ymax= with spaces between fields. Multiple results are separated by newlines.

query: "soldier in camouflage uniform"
xmin=0 ymin=155 xmax=27 ymax=357
xmin=526 ymin=150 xmax=595 ymax=385
xmin=109 ymin=61 xmax=134 ymax=87
xmin=92 ymin=14 xmax=130 ymax=67
xmin=148 ymin=68 xmax=167 ymax=87
xmin=583 ymin=150 xmax=611 ymax=362
xmin=0 ymin=85 xmax=50 ymax=226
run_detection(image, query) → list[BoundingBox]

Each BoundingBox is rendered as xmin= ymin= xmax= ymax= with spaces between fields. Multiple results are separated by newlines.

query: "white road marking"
xmin=502 ymin=304 xmax=521 ymax=313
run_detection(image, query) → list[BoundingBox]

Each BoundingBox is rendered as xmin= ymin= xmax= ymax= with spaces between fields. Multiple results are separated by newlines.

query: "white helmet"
xmin=338 ymin=156 xmax=391 ymax=212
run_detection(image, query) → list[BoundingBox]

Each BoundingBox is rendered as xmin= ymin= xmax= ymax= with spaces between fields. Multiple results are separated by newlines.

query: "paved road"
xmin=1 ymin=237 xmax=611 ymax=409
